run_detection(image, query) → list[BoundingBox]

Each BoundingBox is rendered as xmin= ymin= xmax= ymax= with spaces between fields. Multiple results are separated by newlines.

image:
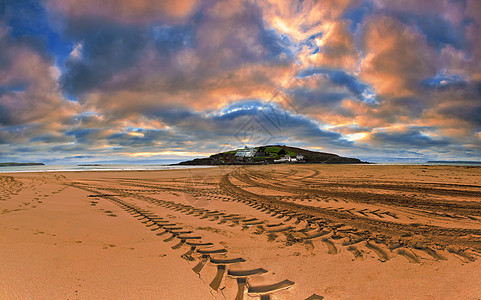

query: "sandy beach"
xmin=1 ymin=165 xmax=481 ymax=299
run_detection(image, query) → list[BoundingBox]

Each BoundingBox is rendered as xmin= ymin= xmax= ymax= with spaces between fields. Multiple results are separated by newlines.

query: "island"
xmin=176 ymin=145 xmax=366 ymax=165
xmin=0 ymin=162 xmax=45 ymax=167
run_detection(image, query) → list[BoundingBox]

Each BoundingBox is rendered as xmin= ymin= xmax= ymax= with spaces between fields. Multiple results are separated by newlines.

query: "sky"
xmin=0 ymin=0 xmax=480 ymax=164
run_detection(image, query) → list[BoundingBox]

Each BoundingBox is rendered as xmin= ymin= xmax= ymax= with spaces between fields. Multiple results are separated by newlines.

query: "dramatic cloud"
xmin=359 ymin=15 xmax=437 ymax=97
xmin=304 ymin=20 xmax=360 ymax=71
xmin=45 ymin=0 xmax=199 ymax=23
xmin=258 ymin=0 xmax=356 ymax=41
xmin=1 ymin=0 xmax=480 ymax=164
xmin=0 ymin=25 xmax=77 ymax=145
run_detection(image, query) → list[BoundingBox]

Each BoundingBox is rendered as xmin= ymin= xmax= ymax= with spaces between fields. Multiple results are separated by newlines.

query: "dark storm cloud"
xmin=297 ymin=68 xmax=375 ymax=102
xmin=370 ymin=129 xmax=451 ymax=148
xmin=30 ymin=134 xmax=73 ymax=143
xmin=61 ymin=19 xmax=152 ymax=96
xmin=388 ymin=11 xmax=468 ymax=50
xmin=65 ymin=128 xmax=104 ymax=143
xmin=144 ymin=100 xmax=350 ymax=149
xmin=437 ymin=102 xmax=481 ymax=127
xmin=288 ymin=88 xmax=350 ymax=107
xmin=0 ymin=103 xmax=12 ymax=125
xmin=0 ymin=124 xmax=37 ymax=144
xmin=195 ymin=1 xmax=291 ymax=70
xmin=107 ymin=129 xmax=176 ymax=147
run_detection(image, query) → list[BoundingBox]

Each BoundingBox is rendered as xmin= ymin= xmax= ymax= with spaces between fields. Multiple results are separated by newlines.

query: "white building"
xmin=274 ymin=155 xmax=297 ymax=163
xmin=235 ymin=146 xmax=257 ymax=157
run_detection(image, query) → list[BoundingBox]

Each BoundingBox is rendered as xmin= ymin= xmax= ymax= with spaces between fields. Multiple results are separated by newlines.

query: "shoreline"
xmin=3 ymin=162 xmax=481 ymax=174
xmin=0 ymin=164 xmax=217 ymax=174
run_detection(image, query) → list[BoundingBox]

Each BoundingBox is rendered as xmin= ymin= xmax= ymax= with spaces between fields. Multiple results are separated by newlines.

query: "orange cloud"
xmin=372 ymin=0 xmax=466 ymax=26
xmin=81 ymin=60 xmax=297 ymax=120
xmin=257 ymin=0 xmax=357 ymax=41
xmin=45 ymin=0 xmax=199 ymax=23
xmin=306 ymin=20 xmax=360 ymax=71
xmin=421 ymin=90 xmax=481 ymax=138
xmin=370 ymin=0 xmax=480 ymax=82
xmin=0 ymin=27 xmax=77 ymax=128
xmin=359 ymin=15 xmax=437 ymax=97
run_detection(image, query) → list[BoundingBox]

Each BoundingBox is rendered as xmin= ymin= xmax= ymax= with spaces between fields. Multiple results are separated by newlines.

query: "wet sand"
xmin=1 ymin=165 xmax=481 ymax=299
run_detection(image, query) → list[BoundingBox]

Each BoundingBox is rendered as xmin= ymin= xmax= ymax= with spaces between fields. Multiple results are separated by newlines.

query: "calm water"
xmin=1 ymin=162 xmax=480 ymax=173
xmin=0 ymin=164 xmax=215 ymax=173
xmin=374 ymin=162 xmax=481 ymax=166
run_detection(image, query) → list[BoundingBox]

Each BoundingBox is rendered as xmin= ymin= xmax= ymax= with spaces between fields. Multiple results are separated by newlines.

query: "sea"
xmin=0 ymin=164 xmax=215 ymax=173
xmin=373 ymin=162 xmax=481 ymax=166
xmin=1 ymin=162 xmax=480 ymax=173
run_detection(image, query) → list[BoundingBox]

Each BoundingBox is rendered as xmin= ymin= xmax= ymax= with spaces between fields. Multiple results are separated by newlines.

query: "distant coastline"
xmin=0 ymin=162 xmax=45 ymax=167
xmin=427 ymin=161 xmax=481 ymax=164
xmin=0 ymin=164 xmax=213 ymax=173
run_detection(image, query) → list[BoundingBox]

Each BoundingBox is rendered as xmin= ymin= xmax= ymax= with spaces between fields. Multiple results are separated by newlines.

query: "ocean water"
xmin=373 ymin=162 xmax=481 ymax=166
xmin=0 ymin=164 xmax=215 ymax=173
xmin=1 ymin=162 xmax=480 ymax=173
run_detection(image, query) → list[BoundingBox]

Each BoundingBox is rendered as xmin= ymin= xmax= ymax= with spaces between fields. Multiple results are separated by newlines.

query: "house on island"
xmin=274 ymin=154 xmax=305 ymax=163
xmin=274 ymin=155 xmax=296 ymax=163
xmin=235 ymin=146 xmax=257 ymax=158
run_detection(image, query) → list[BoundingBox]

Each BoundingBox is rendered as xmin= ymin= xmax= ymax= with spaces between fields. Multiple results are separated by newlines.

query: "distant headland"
xmin=176 ymin=145 xmax=366 ymax=165
xmin=0 ymin=162 xmax=45 ymax=167
xmin=427 ymin=161 xmax=481 ymax=164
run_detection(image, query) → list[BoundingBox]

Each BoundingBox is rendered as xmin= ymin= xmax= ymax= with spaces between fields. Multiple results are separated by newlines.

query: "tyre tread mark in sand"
xmin=396 ymin=248 xmax=420 ymax=263
xmin=365 ymin=241 xmax=389 ymax=261
xmin=72 ymin=184 xmax=302 ymax=299
xmin=218 ymin=170 xmax=481 ymax=253
xmin=233 ymin=168 xmax=481 ymax=215
xmin=321 ymin=237 xmax=338 ymax=255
